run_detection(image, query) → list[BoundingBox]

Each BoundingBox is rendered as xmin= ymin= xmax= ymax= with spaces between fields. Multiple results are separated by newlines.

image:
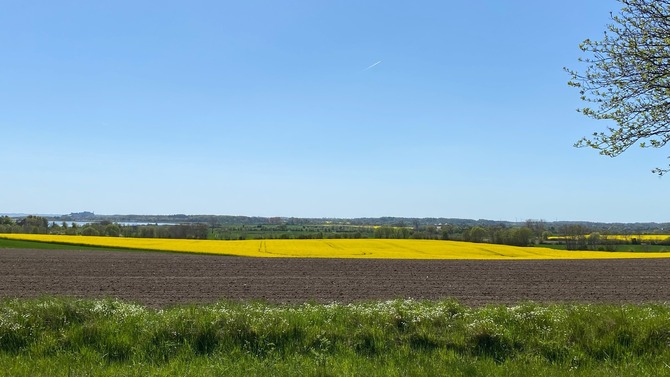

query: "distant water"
xmin=50 ymin=221 xmax=179 ymax=227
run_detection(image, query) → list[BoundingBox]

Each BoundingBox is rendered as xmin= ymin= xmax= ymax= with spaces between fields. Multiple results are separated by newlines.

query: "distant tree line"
xmin=372 ymin=222 xmax=540 ymax=247
xmin=48 ymin=213 xmax=670 ymax=235
xmin=0 ymin=215 xmax=49 ymax=234
xmin=2 ymin=215 xmax=670 ymax=249
xmin=0 ymin=216 xmax=208 ymax=239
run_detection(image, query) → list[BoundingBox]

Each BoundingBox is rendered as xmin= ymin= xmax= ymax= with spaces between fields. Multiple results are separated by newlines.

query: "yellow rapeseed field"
xmin=2 ymin=234 xmax=670 ymax=259
xmin=607 ymin=234 xmax=670 ymax=242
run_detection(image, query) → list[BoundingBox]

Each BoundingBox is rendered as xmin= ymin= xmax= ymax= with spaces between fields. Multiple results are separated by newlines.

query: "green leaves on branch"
xmin=566 ymin=0 xmax=670 ymax=175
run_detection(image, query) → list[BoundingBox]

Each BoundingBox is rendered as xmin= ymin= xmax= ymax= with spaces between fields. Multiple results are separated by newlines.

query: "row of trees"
xmin=0 ymin=216 xmax=208 ymax=240
xmin=373 ymin=224 xmax=541 ymax=246
xmin=461 ymin=226 xmax=535 ymax=247
xmin=0 ymin=215 xmax=49 ymax=234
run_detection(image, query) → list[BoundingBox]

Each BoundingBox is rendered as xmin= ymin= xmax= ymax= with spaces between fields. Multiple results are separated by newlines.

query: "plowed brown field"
xmin=2 ymin=248 xmax=669 ymax=307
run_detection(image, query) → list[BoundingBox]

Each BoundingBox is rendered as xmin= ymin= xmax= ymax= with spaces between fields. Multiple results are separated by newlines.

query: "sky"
xmin=1 ymin=1 xmax=669 ymax=223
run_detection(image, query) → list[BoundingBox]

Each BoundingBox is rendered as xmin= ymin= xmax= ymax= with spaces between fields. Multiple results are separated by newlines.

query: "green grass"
xmin=0 ymin=237 xmax=196 ymax=255
xmin=1 ymin=297 xmax=670 ymax=376
xmin=0 ymin=238 xmax=117 ymax=251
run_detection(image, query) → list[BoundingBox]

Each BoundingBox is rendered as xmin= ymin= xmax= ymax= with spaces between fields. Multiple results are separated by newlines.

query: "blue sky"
xmin=2 ymin=1 xmax=668 ymax=222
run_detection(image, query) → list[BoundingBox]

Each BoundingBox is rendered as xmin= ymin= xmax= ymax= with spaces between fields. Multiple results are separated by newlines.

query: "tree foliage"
xmin=0 ymin=216 xmax=14 ymax=226
xmin=567 ymin=0 xmax=670 ymax=175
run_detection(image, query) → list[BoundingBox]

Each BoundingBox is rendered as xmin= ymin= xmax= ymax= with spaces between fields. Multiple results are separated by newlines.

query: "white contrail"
xmin=363 ymin=60 xmax=382 ymax=71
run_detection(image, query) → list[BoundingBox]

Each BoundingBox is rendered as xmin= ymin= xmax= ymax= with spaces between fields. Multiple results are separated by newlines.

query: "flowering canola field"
xmin=2 ymin=234 xmax=670 ymax=259
xmin=608 ymin=234 xmax=670 ymax=242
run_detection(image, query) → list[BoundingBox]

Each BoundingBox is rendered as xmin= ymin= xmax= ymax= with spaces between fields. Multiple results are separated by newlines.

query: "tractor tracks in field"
xmin=258 ymin=240 xmax=268 ymax=254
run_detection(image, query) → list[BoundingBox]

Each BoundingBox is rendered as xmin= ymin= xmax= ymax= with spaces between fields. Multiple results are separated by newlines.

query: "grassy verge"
xmin=1 ymin=297 xmax=669 ymax=376
xmin=0 ymin=237 xmax=197 ymax=256
xmin=0 ymin=238 xmax=117 ymax=251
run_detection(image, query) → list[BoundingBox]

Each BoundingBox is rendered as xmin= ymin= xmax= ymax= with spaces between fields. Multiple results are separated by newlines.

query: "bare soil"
xmin=1 ymin=248 xmax=669 ymax=307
